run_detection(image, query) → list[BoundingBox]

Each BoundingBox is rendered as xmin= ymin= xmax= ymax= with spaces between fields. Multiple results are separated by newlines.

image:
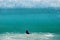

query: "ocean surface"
xmin=0 ymin=8 xmax=60 ymax=40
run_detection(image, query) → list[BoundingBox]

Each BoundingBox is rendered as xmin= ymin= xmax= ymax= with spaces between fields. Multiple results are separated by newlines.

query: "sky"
xmin=0 ymin=0 xmax=60 ymax=8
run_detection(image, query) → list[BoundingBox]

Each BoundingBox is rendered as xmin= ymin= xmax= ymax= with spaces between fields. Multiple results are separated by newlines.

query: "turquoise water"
xmin=0 ymin=8 xmax=60 ymax=40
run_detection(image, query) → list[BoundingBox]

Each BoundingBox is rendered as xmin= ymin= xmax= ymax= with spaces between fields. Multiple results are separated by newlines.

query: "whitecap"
xmin=0 ymin=0 xmax=60 ymax=8
xmin=0 ymin=32 xmax=56 ymax=40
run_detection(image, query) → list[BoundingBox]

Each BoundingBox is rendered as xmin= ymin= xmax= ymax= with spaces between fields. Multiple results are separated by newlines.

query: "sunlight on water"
xmin=0 ymin=32 xmax=59 ymax=40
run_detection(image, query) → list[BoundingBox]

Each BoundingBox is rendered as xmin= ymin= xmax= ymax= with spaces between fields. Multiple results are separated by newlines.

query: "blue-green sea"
xmin=0 ymin=8 xmax=60 ymax=40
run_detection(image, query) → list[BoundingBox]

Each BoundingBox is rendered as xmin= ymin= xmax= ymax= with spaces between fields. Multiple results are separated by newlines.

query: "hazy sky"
xmin=0 ymin=0 xmax=60 ymax=8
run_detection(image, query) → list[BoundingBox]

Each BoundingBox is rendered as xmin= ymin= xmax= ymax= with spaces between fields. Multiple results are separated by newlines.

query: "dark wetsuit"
xmin=26 ymin=30 xmax=30 ymax=34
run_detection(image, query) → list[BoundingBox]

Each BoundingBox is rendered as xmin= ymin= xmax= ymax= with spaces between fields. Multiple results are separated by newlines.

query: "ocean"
xmin=0 ymin=8 xmax=60 ymax=40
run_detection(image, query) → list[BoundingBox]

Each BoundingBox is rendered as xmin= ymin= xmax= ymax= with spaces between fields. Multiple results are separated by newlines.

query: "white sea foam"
xmin=0 ymin=32 xmax=56 ymax=40
xmin=0 ymin=0 xmax=60 ymax=8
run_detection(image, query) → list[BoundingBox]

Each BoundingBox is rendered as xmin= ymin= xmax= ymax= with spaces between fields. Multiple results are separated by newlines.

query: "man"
xmin=26 ymin=30 xmax=30 ymax=34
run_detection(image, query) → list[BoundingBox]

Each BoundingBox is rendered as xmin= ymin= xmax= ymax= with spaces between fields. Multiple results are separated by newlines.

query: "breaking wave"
xmin=0 ymin=0 xmax=60 ymax=8
xmin=0 ymin=32 xmax=59 ymax=40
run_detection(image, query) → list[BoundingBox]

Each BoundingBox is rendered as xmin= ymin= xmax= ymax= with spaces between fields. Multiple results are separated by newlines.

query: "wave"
xmin=0 ymin=0 xmax=60 ymax=8
xmin=0 ymin=32 xmax=59 ymax=40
